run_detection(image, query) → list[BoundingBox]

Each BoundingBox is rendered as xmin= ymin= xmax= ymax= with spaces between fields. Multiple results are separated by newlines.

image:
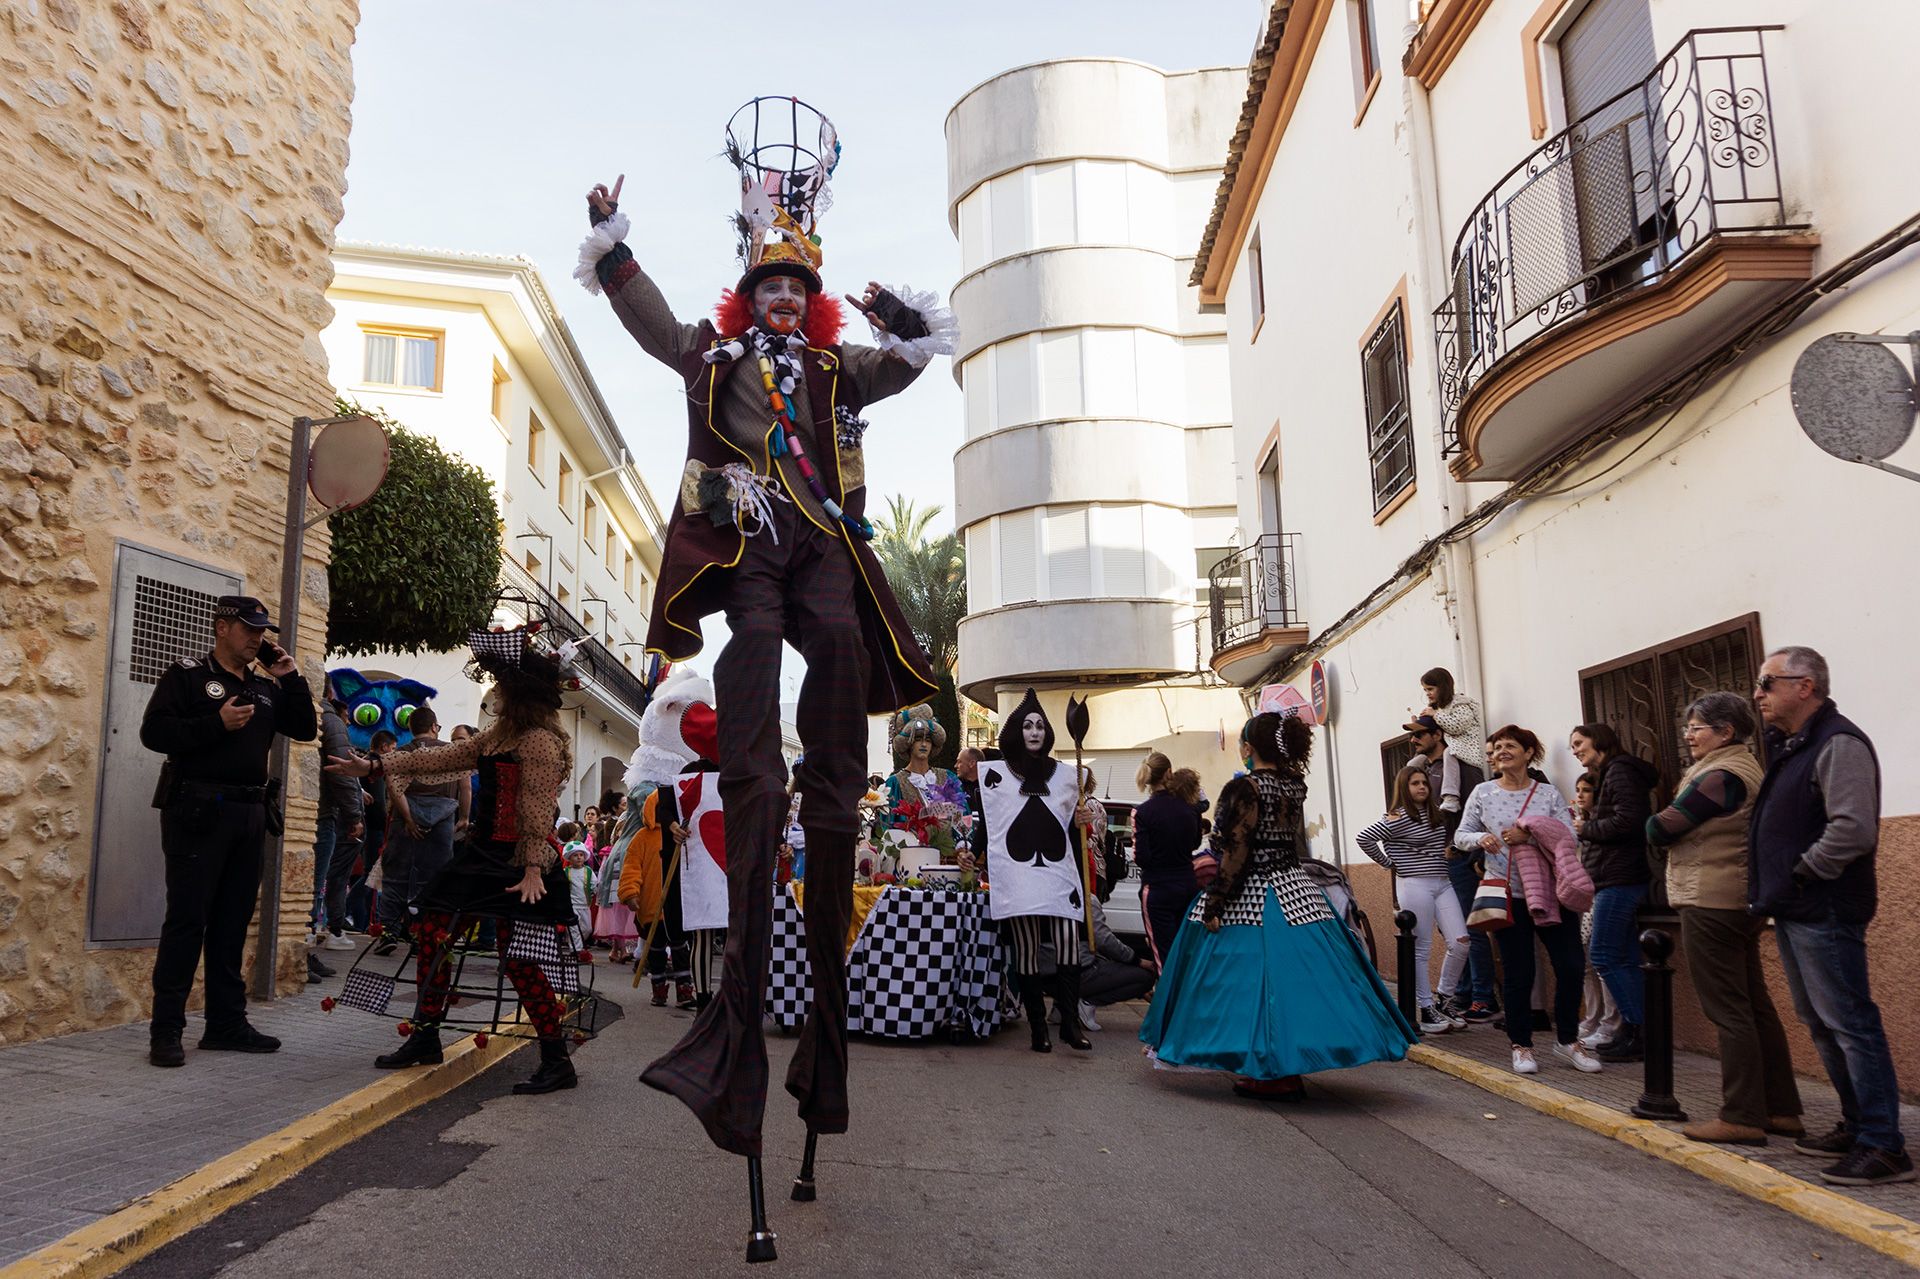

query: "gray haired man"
xmin=1750 ymin=645 xmax=1908 ymax=1186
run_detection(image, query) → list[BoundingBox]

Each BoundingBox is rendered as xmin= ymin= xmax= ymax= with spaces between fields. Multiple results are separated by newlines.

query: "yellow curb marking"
xmin=0 ymin=1034 xmax=527 ymax=1279
xmin=1408 ymin=1043 xmax=1920 ymax=1270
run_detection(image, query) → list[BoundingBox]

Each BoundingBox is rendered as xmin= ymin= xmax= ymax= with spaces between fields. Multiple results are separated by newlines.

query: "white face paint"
xmin=751 ymin=274 xmax=809 ymax=334
xmin=1021 ymin=712 xmax=1046 ymax=753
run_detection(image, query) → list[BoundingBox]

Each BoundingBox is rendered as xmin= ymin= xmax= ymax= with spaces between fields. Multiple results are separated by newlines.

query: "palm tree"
xmin=873 ymin=495 xmax=965 ymax=671
xmin=873 ymin=496 xmax=967 ymax=769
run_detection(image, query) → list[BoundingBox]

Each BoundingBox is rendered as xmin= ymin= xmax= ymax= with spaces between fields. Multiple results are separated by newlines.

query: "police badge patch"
xmin=204 ymin=681 xmax=225 ymax=698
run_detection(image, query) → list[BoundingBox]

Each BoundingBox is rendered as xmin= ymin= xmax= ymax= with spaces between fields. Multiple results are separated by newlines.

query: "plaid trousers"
xmin=641 ymin=502 xmax=869 ymax=1157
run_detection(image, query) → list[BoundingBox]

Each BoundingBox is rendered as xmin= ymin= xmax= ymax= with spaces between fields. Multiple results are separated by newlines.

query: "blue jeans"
xmin=1775 ymin=915 xmax=1904 ymax=1153
xmin=376 ymin=795 xmax=457 ymax=929
xmin=309 ymin=811 xmax=361 ymax=933
xmin=1446 ymin=855 xmax=1496 ymax=1004
xmin=1588 ymin=882 xmax=1647 ymax=1026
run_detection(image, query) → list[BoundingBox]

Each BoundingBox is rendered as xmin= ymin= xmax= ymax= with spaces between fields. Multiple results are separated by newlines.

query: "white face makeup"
xmin=752 ymin=274 xmax=809 ymax=334
xmin=1021 ymin=712 xmax=1046 ymax=753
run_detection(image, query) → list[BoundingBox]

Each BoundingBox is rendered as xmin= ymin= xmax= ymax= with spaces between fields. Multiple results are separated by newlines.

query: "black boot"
xmin=1596 ymin=1022 xmax=1644 ymax=1063
xmin=1021 ymin=975 xmax=1051 ymax=1053
xmin=513 ymin=1036 xmax=578 ymax=1094
xmin=1056 ymin=968 xmax=1091 ymax=1051
xmin=375 ymin=1027 xmax=443 ymax=1069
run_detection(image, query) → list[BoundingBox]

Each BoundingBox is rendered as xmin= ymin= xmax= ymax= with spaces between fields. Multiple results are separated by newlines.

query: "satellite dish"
xmin=307 ymin=414 xmax=390 ymax=513
xmin=1790 ymin=334 xmax=1915 ymax=463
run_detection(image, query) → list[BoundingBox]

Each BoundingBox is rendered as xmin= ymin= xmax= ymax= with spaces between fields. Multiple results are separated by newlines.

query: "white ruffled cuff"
xmin=573 ymin=212 xmax=632 ymax=296
xmin=869 ymin=284 xmax=958 ymax=368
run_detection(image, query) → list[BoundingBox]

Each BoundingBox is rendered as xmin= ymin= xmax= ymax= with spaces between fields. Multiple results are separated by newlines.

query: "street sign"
xmin=1310 ymin=660 xmax=1331 ymax=726
xmin=1258 ymin=682 xmax=1317 ymax=726
xmin=1790 ymin=332 xmax=1920 ymax=484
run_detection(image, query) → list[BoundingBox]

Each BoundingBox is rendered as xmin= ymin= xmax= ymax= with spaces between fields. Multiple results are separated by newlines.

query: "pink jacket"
xmin=1515 ymin=814 xmax=1595 ymax=919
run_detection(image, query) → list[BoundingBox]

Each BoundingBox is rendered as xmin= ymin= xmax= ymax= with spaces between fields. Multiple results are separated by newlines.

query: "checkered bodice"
xmin=1249 ymin=770 xmax=1305 ymax=871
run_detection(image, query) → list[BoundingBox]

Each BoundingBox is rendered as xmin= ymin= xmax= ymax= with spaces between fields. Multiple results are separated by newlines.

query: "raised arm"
xmin=574 ymin=180 xmax=702 ymax=368
xmin=838 ymin=282 xmax=958 ymax=407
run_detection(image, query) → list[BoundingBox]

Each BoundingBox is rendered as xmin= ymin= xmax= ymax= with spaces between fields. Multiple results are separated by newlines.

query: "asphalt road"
xmin=127 ymin=992 xmax=1904 ymax=1278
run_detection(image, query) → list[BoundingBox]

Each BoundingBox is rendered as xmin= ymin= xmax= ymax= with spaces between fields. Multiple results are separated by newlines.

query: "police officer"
xmin=141 ymin=596 xmax=318 ymax=1067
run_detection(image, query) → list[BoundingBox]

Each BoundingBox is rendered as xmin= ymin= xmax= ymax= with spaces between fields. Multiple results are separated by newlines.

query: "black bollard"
xmin=1394 ymin=910 xmax=1418 ymax=1028
xmin=1630 ymin=928 xmax=1689 ymax=1122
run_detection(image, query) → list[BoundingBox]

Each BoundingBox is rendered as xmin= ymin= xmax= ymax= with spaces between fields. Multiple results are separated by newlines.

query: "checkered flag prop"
xmin=339 ymin=966 xmax=395 ymax=1016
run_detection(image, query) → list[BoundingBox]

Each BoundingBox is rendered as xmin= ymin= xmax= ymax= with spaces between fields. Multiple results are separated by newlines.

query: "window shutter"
xmin=1044 ymin=506 xmax=1091 ymax=600
xmin=998 ymin=511 xmax=1036 ymax=604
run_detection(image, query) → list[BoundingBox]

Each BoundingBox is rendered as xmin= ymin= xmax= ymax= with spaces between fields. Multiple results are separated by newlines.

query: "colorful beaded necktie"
xmin=755 ymin=339 xmax=874 ymax=541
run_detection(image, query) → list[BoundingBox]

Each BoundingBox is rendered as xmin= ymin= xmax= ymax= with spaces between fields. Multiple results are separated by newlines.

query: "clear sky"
xmin=338 ymin=0 xmax=1264 ymax=526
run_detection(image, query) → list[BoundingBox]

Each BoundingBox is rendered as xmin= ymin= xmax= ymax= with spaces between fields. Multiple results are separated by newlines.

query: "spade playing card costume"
xmin=980 ymin=690 xmax=1092 ymax=1052
xmin=576 ymin=98 xmax=954 ymax=1181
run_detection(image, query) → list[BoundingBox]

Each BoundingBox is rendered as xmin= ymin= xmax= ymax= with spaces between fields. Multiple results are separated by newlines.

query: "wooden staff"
xmin=1065 ymin=696 xmax=1095 ymax=955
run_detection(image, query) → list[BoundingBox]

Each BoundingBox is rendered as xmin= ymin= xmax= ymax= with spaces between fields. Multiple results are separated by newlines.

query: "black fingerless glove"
xmin=867 ymin=288 xmax=930 ymax=341
xmin=589 ymin=198 xmax=617 ymax=228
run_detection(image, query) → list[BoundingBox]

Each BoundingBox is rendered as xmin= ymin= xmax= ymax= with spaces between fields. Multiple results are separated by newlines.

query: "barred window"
xmin=1361 ymin=301 xmax=1414 ymax=513
xmin=1578 ymin=613 xmax=1765 ymax=794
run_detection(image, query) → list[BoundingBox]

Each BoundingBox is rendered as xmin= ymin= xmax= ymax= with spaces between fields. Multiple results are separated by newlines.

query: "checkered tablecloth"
xmin=767 ymin=886 xmax=1012 ymax=1040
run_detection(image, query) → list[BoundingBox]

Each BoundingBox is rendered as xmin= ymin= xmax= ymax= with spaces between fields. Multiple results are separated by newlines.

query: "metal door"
xmin=87 ymin=543 xmax=242 ymax=946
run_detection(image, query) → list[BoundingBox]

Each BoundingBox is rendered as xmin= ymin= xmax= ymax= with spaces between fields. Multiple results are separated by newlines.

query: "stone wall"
xmin=0 ymin=0 xmax=358 ymax=1042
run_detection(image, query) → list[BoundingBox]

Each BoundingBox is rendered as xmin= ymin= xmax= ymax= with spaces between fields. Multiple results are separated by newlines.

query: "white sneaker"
xmin=1511 ymin=1047 xmax=1539 ymax=1075
xmin=1417 ymin=1007 xmax=1452 ymax=1036
xmin=1552 ymin=1041 xmax=1603 ymax=1073
xmin=1078 ymin=1000 xmax=1101 ymax=1032
xmin=1578 ymin=1030 xmax=1607 ymax=1049
xmin=323 ymin=933 xmax=358 ymax=951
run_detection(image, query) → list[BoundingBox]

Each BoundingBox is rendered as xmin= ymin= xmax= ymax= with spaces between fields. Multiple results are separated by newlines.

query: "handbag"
xmin=1465 ymin=783 xmax=1537 ymax=933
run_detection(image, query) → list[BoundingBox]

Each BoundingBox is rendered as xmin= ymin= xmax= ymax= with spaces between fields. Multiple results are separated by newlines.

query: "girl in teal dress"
xmin=1139 ymin=711 xmax=1415 ymax=1099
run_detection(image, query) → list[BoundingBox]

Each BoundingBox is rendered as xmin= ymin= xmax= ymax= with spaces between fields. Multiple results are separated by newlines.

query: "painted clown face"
xmin=751 ymin=274 xmax=810 ymax=335
xmin=1021 ymin=712 xmax=1046 ymax=753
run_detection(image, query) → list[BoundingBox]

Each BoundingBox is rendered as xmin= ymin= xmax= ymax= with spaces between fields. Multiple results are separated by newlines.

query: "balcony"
xmin=1434 ymin=28 xmax=1815 ymax=481
xmin=500 ymin=558 xmax=653 ymax=723
xmin=1207 ymin=534 xmax=1307 ymax=687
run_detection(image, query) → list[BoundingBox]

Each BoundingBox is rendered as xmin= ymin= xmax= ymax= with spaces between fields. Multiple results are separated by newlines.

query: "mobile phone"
xmin=257 ymin=639 xmax=283 ymax=666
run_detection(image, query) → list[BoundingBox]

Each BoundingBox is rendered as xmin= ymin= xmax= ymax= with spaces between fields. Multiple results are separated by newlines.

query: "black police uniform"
xmin=141 ymin=632 xmax=316 ymax=1047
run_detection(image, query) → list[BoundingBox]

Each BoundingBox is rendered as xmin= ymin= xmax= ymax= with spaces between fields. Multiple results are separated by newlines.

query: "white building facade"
xmin=945 ymin=59 xmax=1252 ymax=793
xmin=323 ymin=246 xmax=667 ymax=817
xmin=1201 ymin=0 xmax=1920 ymax=1075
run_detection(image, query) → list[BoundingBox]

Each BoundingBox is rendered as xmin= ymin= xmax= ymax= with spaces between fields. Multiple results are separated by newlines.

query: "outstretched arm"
xmin=575 ymin=178 xmax=701 ymax=367
xmin=839 ymin=281 xmax=958 ymax=406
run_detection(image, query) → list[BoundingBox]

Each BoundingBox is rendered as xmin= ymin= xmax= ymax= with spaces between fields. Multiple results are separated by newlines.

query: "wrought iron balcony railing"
xmin=1208 ymin=533 xmax=1300 ymax=655
xmin=1434 ymin=27 xmax=1802 ymax=452
xmin=500 ymin=558 xmax=653 ymax=721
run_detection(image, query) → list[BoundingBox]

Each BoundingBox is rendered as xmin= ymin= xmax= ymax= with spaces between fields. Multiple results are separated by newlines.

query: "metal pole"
xmin=252 ymin=416 xmax=311 ymax=1001
xmin=1395 ymin=909 xmax=1418 ymax=1028
xmin=1631 ymin=927 xmax=1689 ymax=1122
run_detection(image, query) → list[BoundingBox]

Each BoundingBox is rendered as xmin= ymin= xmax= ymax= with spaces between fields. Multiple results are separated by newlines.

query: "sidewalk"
xmin=1416 ymin=1017 xmax=1920 ymax=1219
xmin=0 ymin=951 xmax=521 ymax=1269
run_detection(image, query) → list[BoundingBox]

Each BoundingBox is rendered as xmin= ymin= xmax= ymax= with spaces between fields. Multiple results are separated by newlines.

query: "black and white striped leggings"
xmin=1002 ymin=915 xmax=1080 ymax=976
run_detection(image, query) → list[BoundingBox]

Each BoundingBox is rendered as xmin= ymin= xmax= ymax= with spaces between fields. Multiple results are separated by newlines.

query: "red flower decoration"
xmin=397 ymin=1021 xmax=412 ymax=1037
xmin=572 ymin=1032 xmax=587 ymax=1045
xmin=320 ymin=997 xmax=335 ymax=1012
xmin=367 ymin=922 xmax=384 ymax=938
xmin=473 ymin=1033 xmax=489 ymax=1049
xmin=577 ymin=950 xmax=593 ymax=964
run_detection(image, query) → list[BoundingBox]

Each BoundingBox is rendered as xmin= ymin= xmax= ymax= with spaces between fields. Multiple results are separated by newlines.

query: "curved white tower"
xmin=946 ymin=59 xmax=1247 ymax=785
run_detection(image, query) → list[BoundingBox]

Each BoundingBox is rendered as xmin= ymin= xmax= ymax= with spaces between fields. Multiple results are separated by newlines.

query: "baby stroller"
xmin=1299 ymin=857 xmax=1378 ymax=968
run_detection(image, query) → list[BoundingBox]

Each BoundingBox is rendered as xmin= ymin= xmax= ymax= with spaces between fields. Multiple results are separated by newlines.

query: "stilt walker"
xmin=575 ymin=97 xmax=955 ymax=1261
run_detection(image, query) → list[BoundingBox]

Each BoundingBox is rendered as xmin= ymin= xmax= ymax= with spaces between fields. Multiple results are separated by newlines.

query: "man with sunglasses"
xmin=1750 ymin=646 xmax=1907 ymax=1185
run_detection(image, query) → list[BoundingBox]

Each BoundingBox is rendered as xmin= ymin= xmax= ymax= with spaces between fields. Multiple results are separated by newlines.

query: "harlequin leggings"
xmin=411 ymin=910 xmax=565 ymax=1040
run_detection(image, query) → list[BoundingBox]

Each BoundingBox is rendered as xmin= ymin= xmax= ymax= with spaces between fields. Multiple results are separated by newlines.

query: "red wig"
xmin=713 ymin=288 xmax=845 ymax=347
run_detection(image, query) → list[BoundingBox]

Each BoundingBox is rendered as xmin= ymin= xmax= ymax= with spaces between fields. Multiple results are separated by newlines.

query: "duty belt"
xmin=176 ymin=780 xmax=268 ymax=805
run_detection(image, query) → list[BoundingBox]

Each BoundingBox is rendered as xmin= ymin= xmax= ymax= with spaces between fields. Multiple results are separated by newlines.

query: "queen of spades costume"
xmin=576 ymin=101 xmax=955 ymax=1162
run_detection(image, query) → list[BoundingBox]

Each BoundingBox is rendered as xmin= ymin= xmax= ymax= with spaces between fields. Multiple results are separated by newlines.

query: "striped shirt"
xmin=1355 ymin=811 xmax=1451 ymax=878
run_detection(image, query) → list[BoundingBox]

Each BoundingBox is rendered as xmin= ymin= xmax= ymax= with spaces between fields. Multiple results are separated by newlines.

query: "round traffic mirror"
xmin=1790 ymin=334 xmax=1915 ymax=463
xmin=308 ymin=414 xmax=390 ymax=513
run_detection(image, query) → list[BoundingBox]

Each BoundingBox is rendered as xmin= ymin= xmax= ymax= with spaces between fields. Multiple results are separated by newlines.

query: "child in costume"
xmin=1139 ymin=711 xmax=1415 ymax=1100
xmin=559 ymin=824 xmax=595 ymax=944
